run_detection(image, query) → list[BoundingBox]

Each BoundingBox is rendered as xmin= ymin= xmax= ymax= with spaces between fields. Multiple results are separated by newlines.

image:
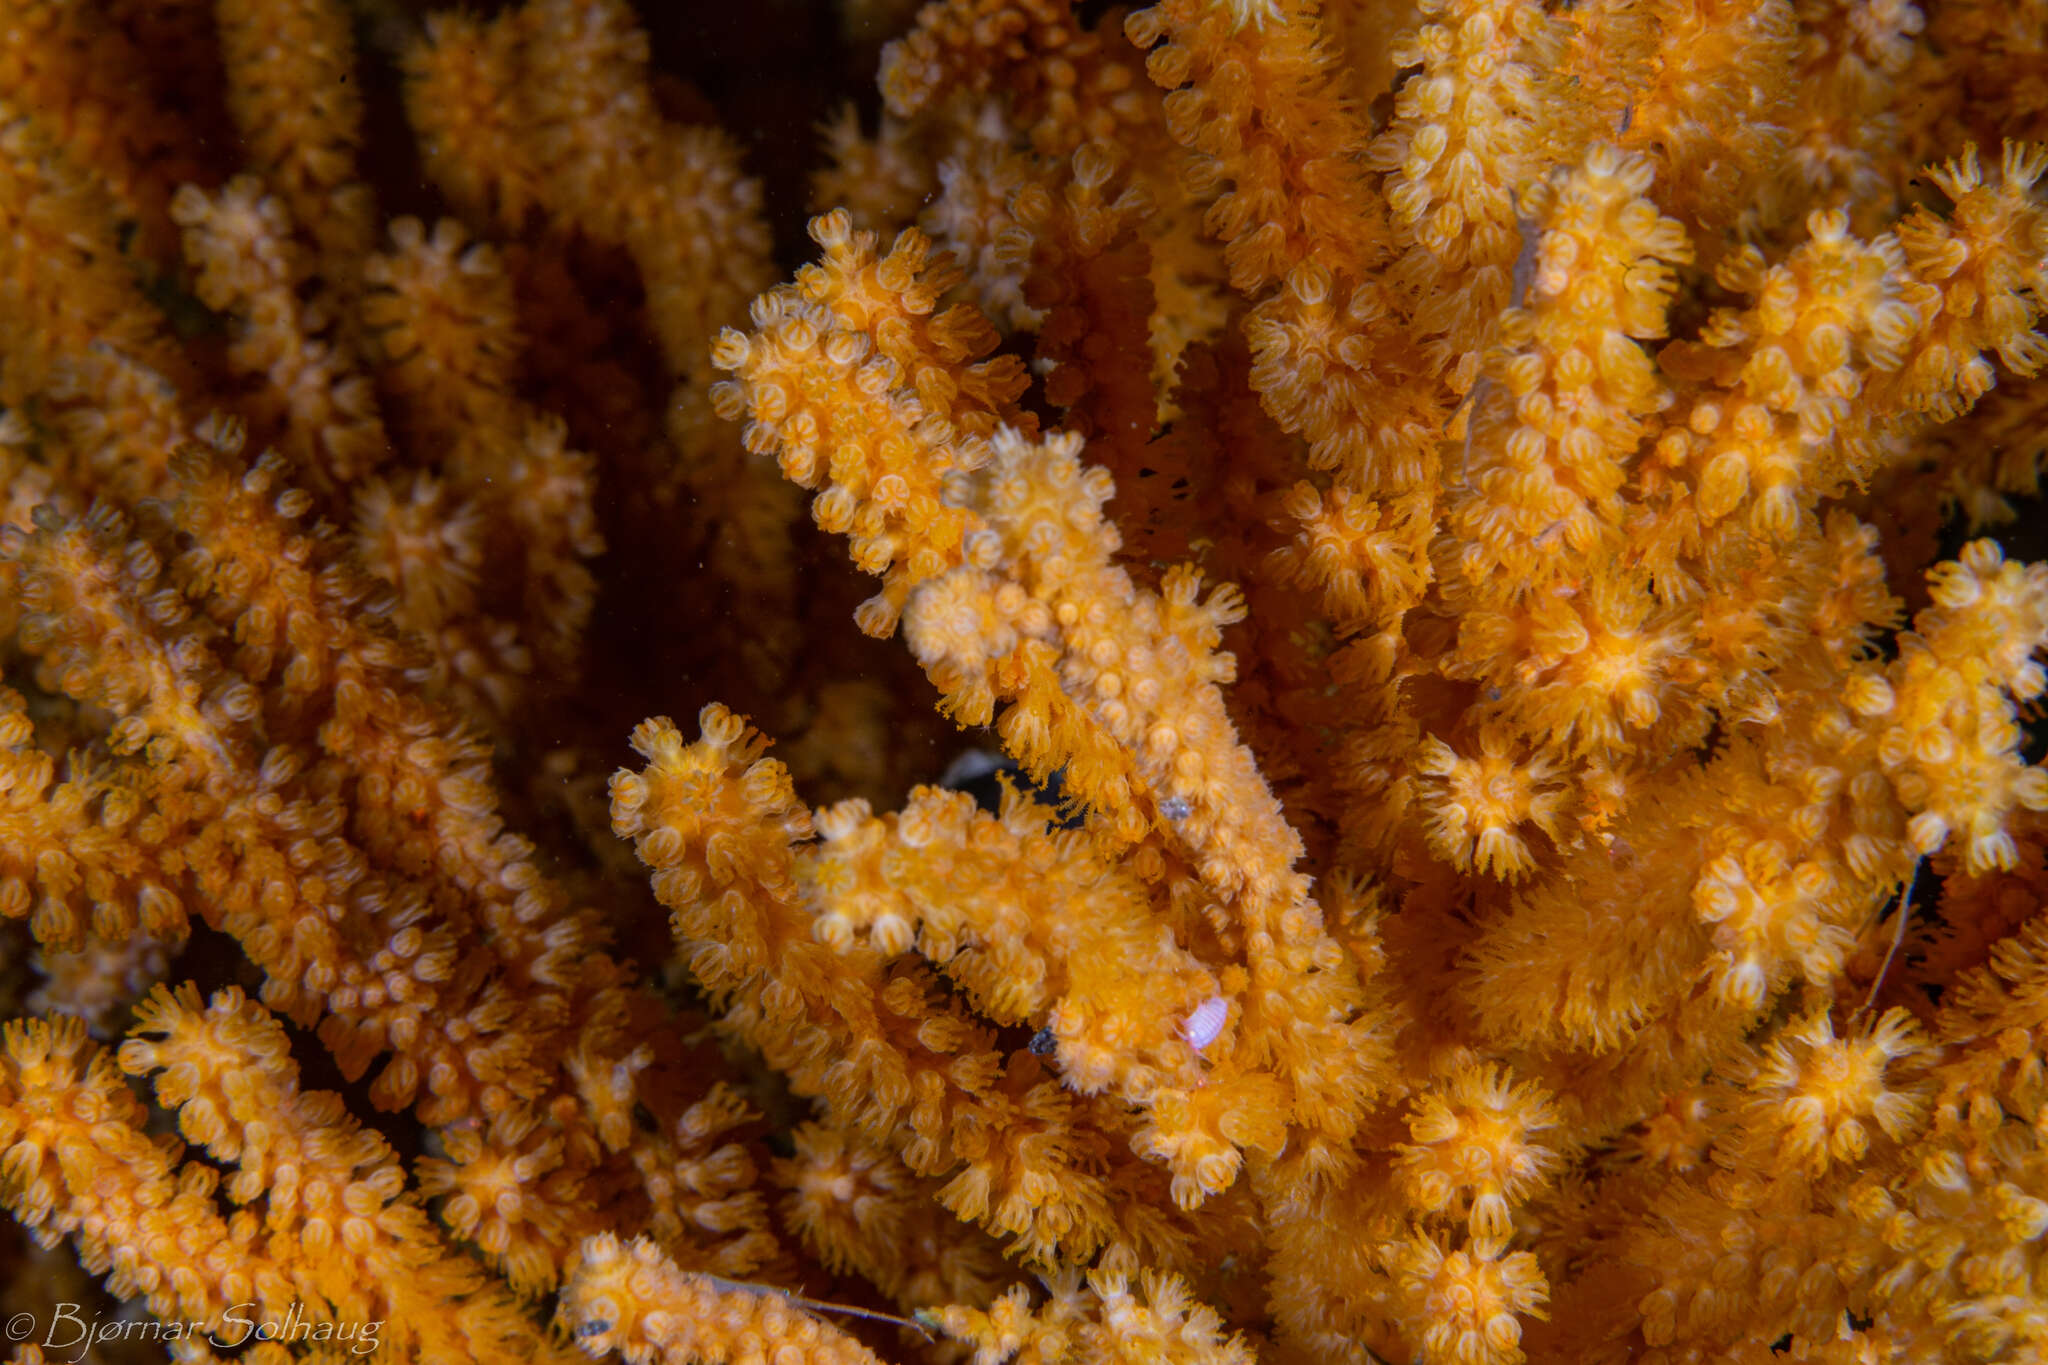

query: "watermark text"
xmin=3 ymin=1302 xmax=383 ymax=1360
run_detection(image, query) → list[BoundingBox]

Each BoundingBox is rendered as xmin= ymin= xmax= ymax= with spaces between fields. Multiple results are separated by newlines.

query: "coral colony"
xmin=4 ymin=0 xmax=2048 ymax=1363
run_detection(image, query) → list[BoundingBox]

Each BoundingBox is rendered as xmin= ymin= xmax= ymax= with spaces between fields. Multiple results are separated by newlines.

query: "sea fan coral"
xmin=2 ymin=2 xmax=2047 ymax=1365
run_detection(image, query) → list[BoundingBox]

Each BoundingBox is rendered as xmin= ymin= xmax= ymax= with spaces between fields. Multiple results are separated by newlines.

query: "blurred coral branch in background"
xmin=3 ymin=0 xmax=2048 ymax=1363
